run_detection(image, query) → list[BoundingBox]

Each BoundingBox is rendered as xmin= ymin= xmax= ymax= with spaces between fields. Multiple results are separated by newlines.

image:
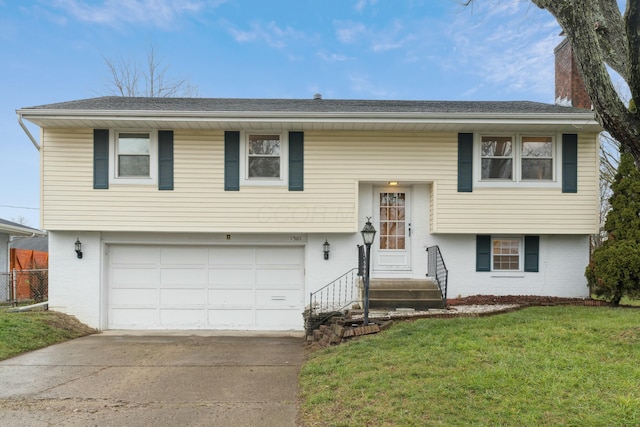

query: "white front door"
xmin=373 ymin=188 xmax=411 ymax=273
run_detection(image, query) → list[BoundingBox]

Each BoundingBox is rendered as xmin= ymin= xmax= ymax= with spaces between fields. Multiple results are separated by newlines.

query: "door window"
xmin=379 ymin=192 xmax=406 ymax=250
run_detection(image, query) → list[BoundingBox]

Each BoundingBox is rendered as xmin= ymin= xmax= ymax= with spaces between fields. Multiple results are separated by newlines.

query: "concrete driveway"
xmin=0 ymin=331 xmax=304 ymax=426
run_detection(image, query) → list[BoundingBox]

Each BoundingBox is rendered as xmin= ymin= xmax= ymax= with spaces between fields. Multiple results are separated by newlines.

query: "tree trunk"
xmin=532 ymin=0 xmax=640 ymax=164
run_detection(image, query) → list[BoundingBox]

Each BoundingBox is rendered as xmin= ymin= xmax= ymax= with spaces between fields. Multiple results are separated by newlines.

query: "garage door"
xmin=108 ymin=245 xmax=304 ymax=330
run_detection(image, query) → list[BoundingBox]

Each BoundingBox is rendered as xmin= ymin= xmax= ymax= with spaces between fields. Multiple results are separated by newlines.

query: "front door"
xmin=373 ymin=188 xmax=411 ymax=273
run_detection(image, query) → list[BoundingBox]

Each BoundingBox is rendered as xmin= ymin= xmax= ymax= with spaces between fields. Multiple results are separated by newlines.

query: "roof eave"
xmin=17 ymin=108 xmax=600 ymax=127
xmin=0 ymin=224 xmax=44 ymax=237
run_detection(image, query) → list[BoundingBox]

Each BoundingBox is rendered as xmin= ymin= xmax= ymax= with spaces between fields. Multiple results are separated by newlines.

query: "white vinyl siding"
xmin=41 ymin=129 xmax=599 ymax=235
xmin=437 ymin=133 xmax=598 ymax=234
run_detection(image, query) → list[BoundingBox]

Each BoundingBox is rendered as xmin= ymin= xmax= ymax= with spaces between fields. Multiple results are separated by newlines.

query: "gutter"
xmin=18 ymin=113 xmax=40 ymax=151
xmin=17 ymin=108 xmax=599 ymax=122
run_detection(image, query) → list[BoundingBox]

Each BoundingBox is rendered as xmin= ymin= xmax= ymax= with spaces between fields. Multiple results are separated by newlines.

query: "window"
xmin=476 ymin=235 xmax=539 ymax=273
xmin=226 ymin=131 xmax=302 ymax=190
xmin=478 ymin=134 xmax=556 ymax=184
xmin=521 ymin=136 xmax=553 ymax=180
xmin=492 ymin=238 xmax=520 ymax=271
xmin=379 ymin=192 xmax=406 ymax=250
xmin=94 ymin=129 xmax=173 ymax=190
xmin=237 ymin=132 xmax=289 ymax=186
xmin=481 ymin=136 xmax=513 ymax=179
xmin=108 ymin=130 xmax=159 ymax=185
xmin=248 ymin=134 xmax=281 ymax=178
xmin=117 ymin=133 xmax=150 ymax=177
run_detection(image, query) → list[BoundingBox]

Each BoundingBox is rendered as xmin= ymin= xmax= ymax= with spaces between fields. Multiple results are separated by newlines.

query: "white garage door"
xmin=108 ymin=245 xmax=304 ymax=330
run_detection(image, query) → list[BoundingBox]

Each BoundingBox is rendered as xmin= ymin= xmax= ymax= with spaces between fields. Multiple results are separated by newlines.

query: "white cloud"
xmin=334 ymin=19 xmax=413 ymax=53
xmin=354 ymin=0 xmax=377 ymax=13
xmin=226 ymin=20 xmax=308 ymax=49
xmin=47 ymin=0 xmax=216 ymax=29
xmin=349 ymin=73 xmax=395 ymax=98
xmin=442 ymin=2 xmax=562 ymax=99
xmin=334 ymin=20 xmax=367 ymax=44
xmin=316 ymin=51 xmax=350 ymax=62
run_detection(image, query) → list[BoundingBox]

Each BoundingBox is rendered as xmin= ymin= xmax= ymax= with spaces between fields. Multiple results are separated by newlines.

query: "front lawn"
xmin=0 ymin=308 xmax=96 ymax=360
xmin=299 ymin=306 xmax=640 ymax=426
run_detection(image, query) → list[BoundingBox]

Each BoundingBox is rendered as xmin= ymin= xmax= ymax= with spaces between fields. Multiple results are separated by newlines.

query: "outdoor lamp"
xmin=361 ymin=218 xmax=377 ymax=245
xmin=75 ymin=238 xmax=83 ymax=259
xmin=323 ymin=239 xmax=331 ymax=260
xmin=360 ymin=217 xmax=377 ymax=325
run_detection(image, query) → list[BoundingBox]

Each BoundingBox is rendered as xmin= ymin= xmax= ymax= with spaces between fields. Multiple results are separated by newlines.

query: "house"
xmin=0 ymin=218 xmax=44 ymax=273
xmin=16 ymin=41 xmax=601 ymax=331
xmin=0 ymin=218 xmax=44 ymax=301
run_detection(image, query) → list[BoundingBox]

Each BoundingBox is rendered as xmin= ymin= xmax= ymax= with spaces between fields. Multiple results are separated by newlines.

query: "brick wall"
xmin=555 ymin=38 xmax=591 ymax=109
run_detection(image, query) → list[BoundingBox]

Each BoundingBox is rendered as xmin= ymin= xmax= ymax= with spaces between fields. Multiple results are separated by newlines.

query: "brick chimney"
xmin=554 ymin=38 xmax=592 ymax=109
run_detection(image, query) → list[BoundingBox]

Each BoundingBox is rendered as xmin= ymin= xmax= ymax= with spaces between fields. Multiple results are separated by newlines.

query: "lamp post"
xmin=360 ymin=217 xmax=376 ymax=326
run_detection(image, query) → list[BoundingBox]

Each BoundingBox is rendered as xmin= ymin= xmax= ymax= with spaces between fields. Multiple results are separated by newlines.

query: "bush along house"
xmin=17 ymin=41 xmax=601 ymax=331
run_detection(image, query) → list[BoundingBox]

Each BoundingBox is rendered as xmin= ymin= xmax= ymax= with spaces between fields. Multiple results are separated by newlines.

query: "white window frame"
xmin=239 ymin=131 xmax=288 ymax=187
xmin=491 ymin=237 xmax=523 ymax=272
xmin=109 ymin=130 xmax=158 ymax=185
xmin=474 ymin=133 xmax=561 ymax=189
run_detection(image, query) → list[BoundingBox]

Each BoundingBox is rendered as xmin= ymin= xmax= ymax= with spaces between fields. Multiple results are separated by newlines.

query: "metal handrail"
xmin=426 ymin=245 xmax=448 ymax=305
xmin=308 ymin=268 xmax=360 ymax=317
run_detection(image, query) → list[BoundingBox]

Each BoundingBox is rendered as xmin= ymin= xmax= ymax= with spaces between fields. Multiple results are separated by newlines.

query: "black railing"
xmin=308 ymin=268 xmax=360 ymax=317
xmin=427 ymin=245 xmax=448 ymax=305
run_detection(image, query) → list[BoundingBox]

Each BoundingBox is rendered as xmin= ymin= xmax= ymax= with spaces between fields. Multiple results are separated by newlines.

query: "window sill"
xmin=110 ymin=180 xmax=157 ymax=186
xmin=490 ymin=272 xmax=525 ymax=278
xmin=241 ymin=179 xmax=287 ymax=187
xmin=474 ymin=180 xmax=560 ymax=189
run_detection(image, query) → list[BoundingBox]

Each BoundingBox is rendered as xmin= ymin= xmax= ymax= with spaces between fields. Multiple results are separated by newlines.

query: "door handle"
xmin=408 ymin=223 xmax=411 ymax=237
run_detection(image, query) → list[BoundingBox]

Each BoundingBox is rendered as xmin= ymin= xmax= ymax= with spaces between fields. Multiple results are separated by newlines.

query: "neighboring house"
xmin=0 ymin=219 xmax=44 ymax=273
xmin=17 ymin=40 xmax=601 ymax=331
xmin=0 ymin=219 xmax=44 ymax=301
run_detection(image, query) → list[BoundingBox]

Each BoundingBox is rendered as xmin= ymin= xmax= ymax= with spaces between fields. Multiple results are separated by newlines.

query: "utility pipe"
xmin=8 ymin=301 xmax=48 ymax=312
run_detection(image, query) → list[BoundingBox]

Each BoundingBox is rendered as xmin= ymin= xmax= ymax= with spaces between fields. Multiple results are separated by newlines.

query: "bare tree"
xmin=461 ymin=1 xmax=640 ymax=165
xmin=592 ymin=133 xmax=620 ymax=249
xmin=10 ymin=216 xmax=30 ymax=227
xmin=103 ymin=45 xmax=197 ymax=97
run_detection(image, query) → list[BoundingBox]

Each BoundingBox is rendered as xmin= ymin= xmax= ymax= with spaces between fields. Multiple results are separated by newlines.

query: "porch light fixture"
xmin=323 ymin=239 xmax=331 ymax=260
xmin=360 ymin=217 xmax=377 ymax=325
xmin=75 ymin=238 xmax=83 ymax=259
xmin=388 ymin=181 xmax=398 ymax=186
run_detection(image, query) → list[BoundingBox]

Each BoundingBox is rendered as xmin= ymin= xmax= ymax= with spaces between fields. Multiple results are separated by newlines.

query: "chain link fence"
xmin=0 ymin=269 xmax=48 ymax=305
xmin=0 ymin=272 xmax=9 ymax=302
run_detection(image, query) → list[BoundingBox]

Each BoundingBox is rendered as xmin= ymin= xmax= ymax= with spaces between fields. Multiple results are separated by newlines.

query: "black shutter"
xmin=158 ymin=130 xmax=174 ymax=190
xmin=289 ymin=131 xmax=304 ymax=191
xmin=562 ymin=133 xmax=578 ymax=193
xmin=224 ymin=131 xmax=240 ymax=191
xmin=524 ymin=235 xmax=540 ymax=272
xmin=476 ymin=235 xmax=491 ymax=272
xmin=93 ymin=129 xmax=109 ymax=189
xmin=458 ymin=133 xmax=473 ymax=192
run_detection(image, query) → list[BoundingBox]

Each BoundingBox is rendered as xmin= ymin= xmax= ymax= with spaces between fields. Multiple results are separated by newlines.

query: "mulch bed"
xmin=447 ymin=294 xmax=610 ymax=307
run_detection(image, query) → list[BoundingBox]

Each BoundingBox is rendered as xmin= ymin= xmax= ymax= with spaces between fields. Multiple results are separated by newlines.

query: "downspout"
xmin=18 ymin=114 xmax=40 ymax=151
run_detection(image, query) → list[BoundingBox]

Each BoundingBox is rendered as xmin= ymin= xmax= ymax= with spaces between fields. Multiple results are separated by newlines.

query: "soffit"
xmin=20 ymin=112 xmax=602 ymax=133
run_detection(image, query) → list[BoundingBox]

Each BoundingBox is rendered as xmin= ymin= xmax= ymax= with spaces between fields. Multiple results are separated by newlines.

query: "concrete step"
xmin=369 ymin=298 xmax=445 ymax=310
xmin=365 ymin=278 xmax=445 ymax=310
xmin=369 ymin=278 xmax=440 ymax=290
xmin=369 ymin=289 xmax=442 ymax=300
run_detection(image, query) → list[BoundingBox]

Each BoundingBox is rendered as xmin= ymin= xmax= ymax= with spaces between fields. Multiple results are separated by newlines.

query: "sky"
xmin=1 ymin=0 xmax=563 ymax=228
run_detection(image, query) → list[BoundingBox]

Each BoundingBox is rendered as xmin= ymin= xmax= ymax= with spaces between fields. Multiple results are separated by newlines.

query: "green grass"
xmin=0 ymin=309 xmax=96 ymax=360
xmin=299 ymin=306 xmax=640 ymax=427
xmin=591 ymin=294 xmax=640 ymax=306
